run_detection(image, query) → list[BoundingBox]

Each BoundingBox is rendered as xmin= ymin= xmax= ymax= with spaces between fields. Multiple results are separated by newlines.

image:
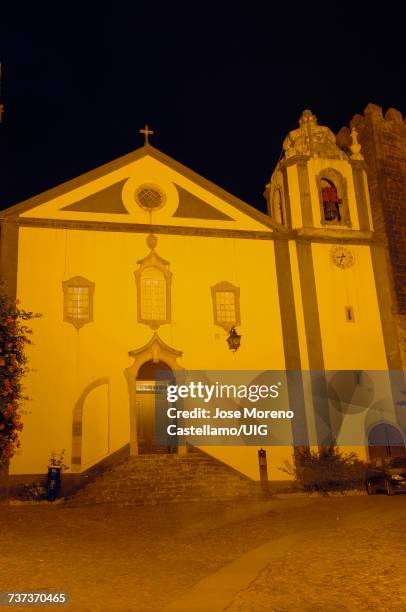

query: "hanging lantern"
xmin=227 ymin=327 xmax=242 ymax=352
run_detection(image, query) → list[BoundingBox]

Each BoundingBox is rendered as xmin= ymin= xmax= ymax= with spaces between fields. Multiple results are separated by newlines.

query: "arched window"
xmin=62 ymin=276 xmax=95 ymax=329
xmin=321 ymin=178 xmax=342 ymax=222
xmin=272 ymin=188 xmax=285 ymax=225
xmin=211 ymin=281 xmax=241 ymax=331
xmin=140 ymin=267 xmax=166 ymax=321
xmin=317 ymin=169 xmax=351 ymax=227
xmin=134 ymin=249 xmax=172 ymax=329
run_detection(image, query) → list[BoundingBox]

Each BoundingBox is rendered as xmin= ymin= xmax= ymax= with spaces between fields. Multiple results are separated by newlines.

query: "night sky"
xmin=1 ymin=7 xmax=405 ymax=213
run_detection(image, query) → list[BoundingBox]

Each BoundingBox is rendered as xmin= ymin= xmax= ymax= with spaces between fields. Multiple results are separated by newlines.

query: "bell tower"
xmin=264 ymin=109 xmax=372 ymax=235
xmin=265 ymin=110 xmax=400 ymax=449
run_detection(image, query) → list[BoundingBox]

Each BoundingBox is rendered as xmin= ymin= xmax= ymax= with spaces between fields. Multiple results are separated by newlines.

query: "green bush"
xmin=281 ymin=446 xmax=367 ymax=494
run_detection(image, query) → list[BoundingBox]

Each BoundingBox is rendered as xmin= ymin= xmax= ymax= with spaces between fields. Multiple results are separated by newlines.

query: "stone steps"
xmin=69 ymin=448 xmax=267 ymax=505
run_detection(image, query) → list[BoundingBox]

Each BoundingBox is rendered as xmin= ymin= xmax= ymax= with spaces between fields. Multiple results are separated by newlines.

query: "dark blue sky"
xmin=1 ymin=5 xmax=405 ymax=213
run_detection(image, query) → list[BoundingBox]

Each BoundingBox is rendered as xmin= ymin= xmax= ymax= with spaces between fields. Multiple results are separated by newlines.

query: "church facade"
xmin=0 ymin=110 xmax=404 ymax=484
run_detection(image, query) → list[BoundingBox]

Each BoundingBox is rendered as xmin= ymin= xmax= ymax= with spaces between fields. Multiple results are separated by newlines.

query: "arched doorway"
xmin=71 ymin=377 xmax=109 ymax=473
xmin=124 ymin=333 xmax=184 ymax=455
xmin=368 ymin=423 xmax=406 ymax=460
xmin=136 ymin=360 xmax=175 ymax=454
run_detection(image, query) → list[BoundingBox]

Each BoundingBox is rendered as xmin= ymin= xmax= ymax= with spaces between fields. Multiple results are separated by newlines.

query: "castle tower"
xmin=341 ymin=104 xmax=406 ymax=369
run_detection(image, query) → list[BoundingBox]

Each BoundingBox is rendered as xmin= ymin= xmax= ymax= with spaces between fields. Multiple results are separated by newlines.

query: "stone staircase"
xmin=68 ymin=448 xmax=268 ymax=505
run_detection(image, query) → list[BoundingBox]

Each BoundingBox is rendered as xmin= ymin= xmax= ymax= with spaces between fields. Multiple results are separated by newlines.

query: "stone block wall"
xmin=348 ymin=103 xmax=406 ymax=368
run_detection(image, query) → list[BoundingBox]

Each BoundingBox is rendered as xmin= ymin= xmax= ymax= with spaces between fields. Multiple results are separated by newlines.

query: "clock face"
xmin=330 ymin=246 xmax=355 ymax=269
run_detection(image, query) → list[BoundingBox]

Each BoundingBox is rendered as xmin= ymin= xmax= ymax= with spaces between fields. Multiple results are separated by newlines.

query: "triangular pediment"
xmin=0 ymin=145 xmax=278 ymax=234
xmin=60 ymin=180 xmax=129 ymax=214
xmin=173 ymin=184 xmax=233 ymax=221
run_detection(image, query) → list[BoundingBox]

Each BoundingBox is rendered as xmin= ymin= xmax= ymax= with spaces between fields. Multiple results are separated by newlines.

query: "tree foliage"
xmin=0 ymin=287 xmax=40 ymax=466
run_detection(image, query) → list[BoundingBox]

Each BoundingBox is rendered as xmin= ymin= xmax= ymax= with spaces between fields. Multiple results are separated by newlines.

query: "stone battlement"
xmin=352 ymin=103 xmax=406 ymax=129
xmin=342 ymin=103 xmax=406 ymax=368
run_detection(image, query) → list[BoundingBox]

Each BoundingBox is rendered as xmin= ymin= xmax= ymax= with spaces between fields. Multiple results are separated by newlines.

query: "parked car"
xmin=366 ymin=456 xmax=406 ymax=495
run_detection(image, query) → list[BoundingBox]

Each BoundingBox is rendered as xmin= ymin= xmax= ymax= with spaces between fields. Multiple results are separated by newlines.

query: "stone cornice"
xmin=293 ymin=227 xmax=375 ymax=244
xmin=0 ymin=216 xmax=381 ymax=246
xmin=1 ymin=216 xmax=278 ymax=241
xmin=278 ymin=155 xmax=311 ymax=168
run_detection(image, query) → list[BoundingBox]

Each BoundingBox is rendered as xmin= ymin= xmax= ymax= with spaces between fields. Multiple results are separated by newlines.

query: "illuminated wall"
xmin=2 ymin=110 xmax=400 ymax=481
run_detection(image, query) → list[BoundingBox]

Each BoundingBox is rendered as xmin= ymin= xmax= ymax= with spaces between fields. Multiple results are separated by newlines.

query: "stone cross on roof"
xmin=140 ymin=124 xmax=154 ymax=145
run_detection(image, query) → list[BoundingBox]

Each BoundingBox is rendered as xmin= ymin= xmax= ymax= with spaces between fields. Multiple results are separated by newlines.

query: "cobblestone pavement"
xmin=0 ymin=494 xmax=404 ymax=611
xmin=226 ymin=495 xmax=406 ymax=612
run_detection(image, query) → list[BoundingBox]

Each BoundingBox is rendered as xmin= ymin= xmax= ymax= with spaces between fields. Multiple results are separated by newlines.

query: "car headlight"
xmin=390 ymin=475 xmax=404 ymax=481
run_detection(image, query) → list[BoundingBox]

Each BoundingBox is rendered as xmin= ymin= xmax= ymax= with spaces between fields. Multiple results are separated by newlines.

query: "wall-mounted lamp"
xmin=227 ymin=327 xmax=241 ymax=352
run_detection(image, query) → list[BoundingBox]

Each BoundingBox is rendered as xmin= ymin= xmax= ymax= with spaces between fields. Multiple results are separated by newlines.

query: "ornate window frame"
xmin=62 ymin=275 xmax=95 ymax=329
xmin=316 ymin=168 xmax=352 ymax=228
xmin=134 ymin=250 xmax=172 ymax=330
xmin=211 ymin=281 xmax=241 ymax=331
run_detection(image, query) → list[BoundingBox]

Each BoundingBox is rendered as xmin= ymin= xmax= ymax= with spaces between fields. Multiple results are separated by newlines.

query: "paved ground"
xmin=225 ymin=495 xmax=406 ymax=612
xmin=0 ymin=494 xmax=405 ymax=611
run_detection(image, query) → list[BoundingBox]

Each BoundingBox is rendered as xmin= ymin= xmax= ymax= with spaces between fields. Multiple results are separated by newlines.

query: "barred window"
xmin=66 ymin=287 xmax=90 ymax=319
xmin=63 ymin=277 xmax=94 ymax=329
xmin=215 ymin=291 xmax=236 ymax=324
xmin=211 ymin=282 xmax=241 ymax=331
xmin=141 ymin=267 xmax=166 ymax=321
xmin=136 ymin=184 xmax=166 ymax=211
xmin=135 ymin=248 xmax=172 ymax=330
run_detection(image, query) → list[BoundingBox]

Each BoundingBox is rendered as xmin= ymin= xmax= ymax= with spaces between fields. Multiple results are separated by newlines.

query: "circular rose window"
xmin=136 ymin=184 xmax=166 ymax=211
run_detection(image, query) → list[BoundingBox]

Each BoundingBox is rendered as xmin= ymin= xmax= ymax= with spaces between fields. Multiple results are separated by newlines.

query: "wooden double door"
xmin=136 ymin=360 xmax=176 ymax=454
xmin=136 ymin=380 xmax=176 ymax=453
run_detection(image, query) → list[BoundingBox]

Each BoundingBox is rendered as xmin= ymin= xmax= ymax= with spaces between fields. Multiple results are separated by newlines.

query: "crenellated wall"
xmin=346 ymin=104 xmax=406 ymax=368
